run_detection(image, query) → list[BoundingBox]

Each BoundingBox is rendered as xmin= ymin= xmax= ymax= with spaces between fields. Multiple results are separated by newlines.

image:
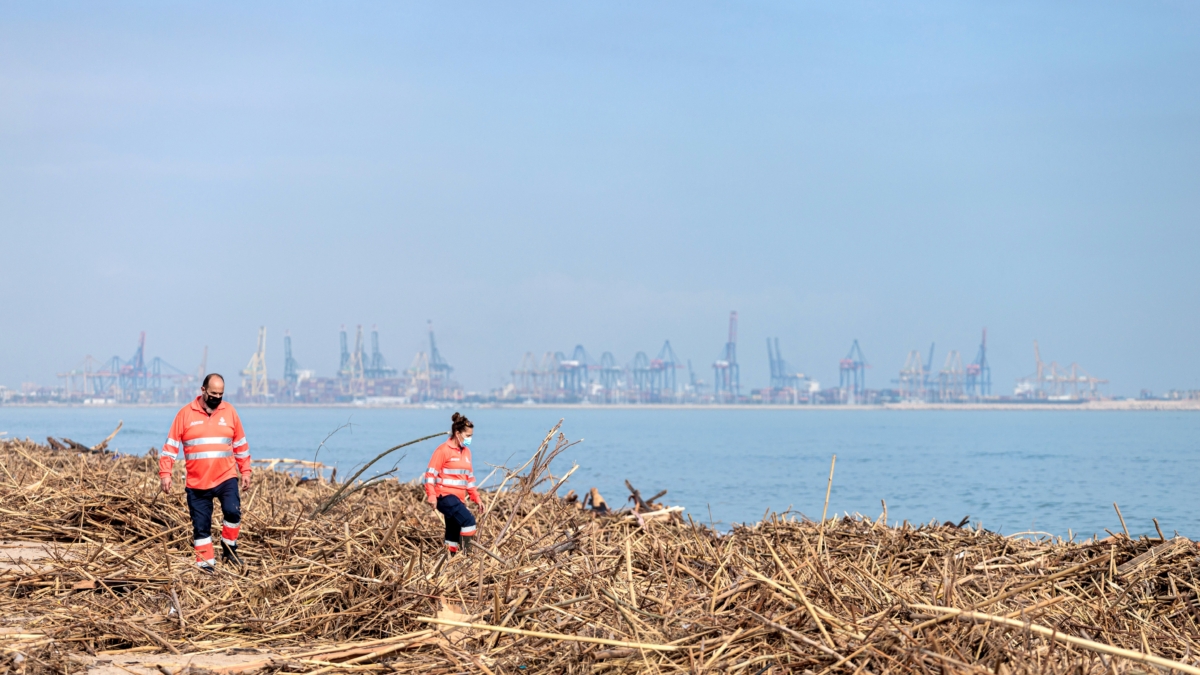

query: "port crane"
xmin=839 ymin=340 xmax=868 ymax=404
xmin=965 ymin=328 xmax=991 ymax=398
xmin=712 ymin=311 xmax=740 ymax=403
xmin=58 ymin=332 xmax=198 ymax=402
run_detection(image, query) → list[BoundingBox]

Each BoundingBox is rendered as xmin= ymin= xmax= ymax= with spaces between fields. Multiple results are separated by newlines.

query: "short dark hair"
xmin=202 ymin=373 xmax=224 ymax=389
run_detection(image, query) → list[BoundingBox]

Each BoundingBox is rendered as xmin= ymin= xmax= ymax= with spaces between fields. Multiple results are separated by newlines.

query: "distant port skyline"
xmin=7 ymin=319 xmax=1196 ymax=407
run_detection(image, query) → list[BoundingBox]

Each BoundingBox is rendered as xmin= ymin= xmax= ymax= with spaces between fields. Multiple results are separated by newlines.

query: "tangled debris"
xmin=0 ymin=421 xmax=1198 ymax=674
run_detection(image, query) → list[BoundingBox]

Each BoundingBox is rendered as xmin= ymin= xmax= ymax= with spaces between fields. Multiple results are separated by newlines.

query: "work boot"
xmin=459 ymin=536 xmax=472 ymax=555
xmin=221 ymin=541 xmax=244 ymax=566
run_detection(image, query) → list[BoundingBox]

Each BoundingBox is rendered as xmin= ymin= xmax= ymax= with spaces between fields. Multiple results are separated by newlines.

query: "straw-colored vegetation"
xmin=0 ymin=422 xmax=1197 ymax=674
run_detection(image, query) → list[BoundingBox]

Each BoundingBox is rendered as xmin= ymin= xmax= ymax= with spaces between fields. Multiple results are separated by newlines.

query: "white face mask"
xmin=462 ymin=435 xmax=473 ymax=447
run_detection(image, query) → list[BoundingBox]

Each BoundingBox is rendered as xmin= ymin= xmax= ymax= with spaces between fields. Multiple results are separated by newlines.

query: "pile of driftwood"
xmin=0 ymin=422 xmax=1198 ymax=675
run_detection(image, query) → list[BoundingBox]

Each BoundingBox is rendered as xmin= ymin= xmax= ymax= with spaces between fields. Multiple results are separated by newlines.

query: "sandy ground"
xmin=14 ymin=596 xmax=473 ymax=675
xmin=0 ymin=540 xmax=74 ymax=572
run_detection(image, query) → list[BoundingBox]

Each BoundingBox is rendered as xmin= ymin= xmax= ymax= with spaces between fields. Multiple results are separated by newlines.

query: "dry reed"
xmin=0 ymin=421 xmax=1197 ymax=675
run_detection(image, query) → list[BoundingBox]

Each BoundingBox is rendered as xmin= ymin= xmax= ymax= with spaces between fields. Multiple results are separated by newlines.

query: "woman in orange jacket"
xmin=424 ymin=412 xmax=481 ymax=554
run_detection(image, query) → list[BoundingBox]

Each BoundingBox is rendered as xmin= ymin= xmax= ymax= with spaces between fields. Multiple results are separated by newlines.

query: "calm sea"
xmin=1 ymin=405 xmax=1196 ymax=539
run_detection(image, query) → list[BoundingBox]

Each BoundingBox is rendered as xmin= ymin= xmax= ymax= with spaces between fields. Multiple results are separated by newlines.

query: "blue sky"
xmin=1 ymin=2 xmax=1197 ymax=395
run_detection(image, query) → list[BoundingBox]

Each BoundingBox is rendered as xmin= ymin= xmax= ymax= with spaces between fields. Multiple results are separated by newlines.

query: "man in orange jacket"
xmin=159 ymin=374 xmax=252 ymax=571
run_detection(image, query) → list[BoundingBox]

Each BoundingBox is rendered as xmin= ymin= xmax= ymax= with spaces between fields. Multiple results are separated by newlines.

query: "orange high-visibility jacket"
xmin=423 ymin=440 xmax=479 ymax=503
xmin=159 ymin=397 xmax=251 ymax=490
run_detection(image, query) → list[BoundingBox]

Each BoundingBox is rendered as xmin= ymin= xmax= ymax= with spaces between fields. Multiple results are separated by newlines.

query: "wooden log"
xmin=623 ymin=506 xmax=684 ymax=522
xmin=587 ymin=487 xmax=608 ymax=514
xmin=90 ymin=421 xmax=123 ymax=452
xmin=1117 ymin=537 xmax=1191 ymax=577
xmin=625 ymin=479 xmax=650 ymax=511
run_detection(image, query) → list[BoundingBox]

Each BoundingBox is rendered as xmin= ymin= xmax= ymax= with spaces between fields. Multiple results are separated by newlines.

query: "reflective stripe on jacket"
xmin=159 ymin=397 xmax=251 ymax=490
xmin=423 ymin=440 xmax=479 ymax=503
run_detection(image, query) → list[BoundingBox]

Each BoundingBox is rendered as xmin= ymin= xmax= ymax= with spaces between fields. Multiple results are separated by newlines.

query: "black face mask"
xmin=204 ymin=394 xmax=222 ymax=410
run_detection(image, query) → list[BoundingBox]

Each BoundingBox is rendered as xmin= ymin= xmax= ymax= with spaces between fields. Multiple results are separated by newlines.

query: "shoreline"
xmin=4 ymin=399 xmax=1199 ymax=411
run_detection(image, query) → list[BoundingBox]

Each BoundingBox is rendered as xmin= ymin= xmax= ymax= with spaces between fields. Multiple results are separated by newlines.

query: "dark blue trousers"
xmin=185 ymin=477 xmax=241 ymax=544
xmin=436 ymin=495 xmax=476 ymax=550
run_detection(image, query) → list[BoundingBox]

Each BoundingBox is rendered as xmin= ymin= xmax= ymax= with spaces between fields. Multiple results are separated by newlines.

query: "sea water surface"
xmin=1 ymin=406 xmax=1196 ymax=539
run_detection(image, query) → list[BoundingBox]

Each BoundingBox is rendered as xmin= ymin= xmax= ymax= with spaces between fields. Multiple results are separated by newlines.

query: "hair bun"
xmin=449 ymin=412 xmax=473 ymax=436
